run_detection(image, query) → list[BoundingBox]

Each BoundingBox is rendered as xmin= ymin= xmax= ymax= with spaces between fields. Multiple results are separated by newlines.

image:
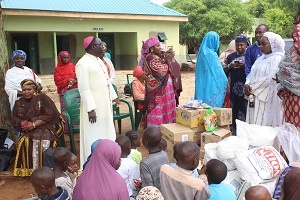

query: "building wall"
xmin=4 ymin=15 xmax=185 ymax=73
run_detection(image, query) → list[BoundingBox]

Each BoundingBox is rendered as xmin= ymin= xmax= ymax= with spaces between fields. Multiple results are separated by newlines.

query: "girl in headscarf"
xmin=132 ymin=66 xmax=146 ymax=111
xmin=5 ymin=50 xmax=42 ymax=111
xmin=73 ymin=139 xmax=129 ymax=200
xmin=53 ymin=51 xmax=77 ymax=132
xmin=139 ymin=38 xmax=176 ymax=128
xmin=244 ymin=32 xmax=285 ymax=126
xmin=194 ymin=31 xmax=228 ymax=107
xmin=277 ymin=8 xmax=300 ymax=130
xmin=12 ymin=79 xmax=63 ymax=177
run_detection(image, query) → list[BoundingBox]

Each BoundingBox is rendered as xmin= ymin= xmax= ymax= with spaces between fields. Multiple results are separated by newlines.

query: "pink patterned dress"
xmin=141 ymin=54 xmax=176 ymax=128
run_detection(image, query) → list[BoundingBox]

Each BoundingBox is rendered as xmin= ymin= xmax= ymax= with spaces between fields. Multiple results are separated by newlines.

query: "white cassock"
xmin=76 ymin=53 xmax=117 ymax=167
xmin=5 ymin=66 xmax=42 ymax=111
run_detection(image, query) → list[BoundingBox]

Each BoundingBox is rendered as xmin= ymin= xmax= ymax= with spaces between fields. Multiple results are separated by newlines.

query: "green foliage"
xmin=244 ymin=0 xmax=300 ymax=37
xmin=263 ymin=9 xmax=294 ymax=38
xmin=164 ymin=0 xmax=254 ymax=48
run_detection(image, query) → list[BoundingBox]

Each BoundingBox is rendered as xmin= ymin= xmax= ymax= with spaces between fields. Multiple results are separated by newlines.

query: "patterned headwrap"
xmin=136 ymin=186 xmax=164 ymax=200
xmin=263 ymin=32 xmax=285 ymax=55
xmin=12 ymin=50 xmax=27 ymax=61
xmin=138 ymin=37 xmax=160 ymax=66
xmin=133 ymin=66 xmax=144 ymax=78
xmin=20 ymin=79 xmax=37 ymax=91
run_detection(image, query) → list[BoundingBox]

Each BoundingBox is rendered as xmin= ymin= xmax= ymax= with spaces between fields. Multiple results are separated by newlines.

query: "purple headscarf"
xmin=73 ymin=139 xmax=129 ymax=200
xmin=139 ymin=37 xmax=160 ymax=66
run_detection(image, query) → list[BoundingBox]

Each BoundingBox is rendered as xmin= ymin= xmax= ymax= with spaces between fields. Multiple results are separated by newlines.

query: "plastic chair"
xmin=63 ymin=88 xmax=80 ymax=155
xmin=112 ymin=84 xmax=135 ymax=134
xmin=130 ymin=81 xmax=144 ymax=130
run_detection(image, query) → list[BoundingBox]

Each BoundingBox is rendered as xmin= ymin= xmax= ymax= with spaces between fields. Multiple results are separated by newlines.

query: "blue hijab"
xmin=194 ymin=31 xmax=228 ymax=107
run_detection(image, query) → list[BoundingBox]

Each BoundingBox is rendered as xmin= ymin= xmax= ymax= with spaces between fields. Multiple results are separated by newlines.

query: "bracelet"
xmin=32 ymin=122 xmax=36 ymax=129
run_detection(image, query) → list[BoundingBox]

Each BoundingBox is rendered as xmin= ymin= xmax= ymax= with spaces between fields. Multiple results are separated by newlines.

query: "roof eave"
xmin=2 ymin=9 xmax=188 ymax=22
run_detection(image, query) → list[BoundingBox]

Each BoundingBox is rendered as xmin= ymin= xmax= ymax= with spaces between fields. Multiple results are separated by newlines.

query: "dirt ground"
xmin=0 ymin=70 xmax=196 ymax=199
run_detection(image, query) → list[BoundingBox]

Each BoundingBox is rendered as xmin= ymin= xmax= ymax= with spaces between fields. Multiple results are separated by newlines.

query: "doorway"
xmin=99 ymin=33 xmax=115 ymax=64
xmin=11 ymin=34 xmax=40 ymax=74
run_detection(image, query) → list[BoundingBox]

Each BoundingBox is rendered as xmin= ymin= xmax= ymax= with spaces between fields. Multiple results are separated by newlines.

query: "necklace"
xmin=87 ymin=54 xmax=113 ymax=109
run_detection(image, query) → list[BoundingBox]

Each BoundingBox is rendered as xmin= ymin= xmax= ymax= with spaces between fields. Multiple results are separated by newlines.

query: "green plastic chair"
xmin=63 ymin=88 xmax=80 ymax=155
xmin=112 ymin=84 xmax=135 ymax=134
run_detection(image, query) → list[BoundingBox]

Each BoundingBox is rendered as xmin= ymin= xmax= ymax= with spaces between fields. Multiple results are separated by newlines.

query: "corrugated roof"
xmin=1 ymin=0 xmax=186 ymax=17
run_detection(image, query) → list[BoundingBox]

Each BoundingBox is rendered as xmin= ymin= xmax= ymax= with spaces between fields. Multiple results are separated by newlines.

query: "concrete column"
xmin=53 ymin=32 xmax=57 ymax=66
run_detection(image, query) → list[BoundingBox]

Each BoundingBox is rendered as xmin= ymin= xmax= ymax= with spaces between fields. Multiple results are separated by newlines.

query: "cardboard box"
xmin=200 ymin=149 xmax=205 ymax=159
xmin=176 ymin=107 xmax=206 ymax=128
xmin=161 ymin=123 xmax=193 ymax=142
xmin=162 ymin=136 xmax=177 ymax=163
xmin=218 ymin=124 xmax=230 ymax=131
xmin=213 ymin=108 xmax=232 ymax=126
xmin=200 ymin=128 xmax=232 ymax=148
xmin=191 ymin=126 xmax=205 ymax=146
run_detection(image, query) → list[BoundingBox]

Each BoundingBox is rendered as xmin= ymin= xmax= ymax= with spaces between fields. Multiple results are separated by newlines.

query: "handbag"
xmin=0 ymin=148 xmax=14 ymax=172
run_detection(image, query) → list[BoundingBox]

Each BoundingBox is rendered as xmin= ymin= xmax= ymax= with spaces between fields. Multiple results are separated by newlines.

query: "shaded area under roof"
xmin=1 ymin=0 xmax=186 ymax=17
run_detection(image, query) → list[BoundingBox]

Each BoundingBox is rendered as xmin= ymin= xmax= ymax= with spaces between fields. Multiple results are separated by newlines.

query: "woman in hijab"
xmin=136 ymin=186 xmax=164 ymax=200
xmin=132 ymin=66 xmax=146 ymax=111
xmin=5 ymin=50 xmax=42 ymax=111
xmin=194 ymin=31 xmax=228 ymax=107
xmin=12 ymin=79 xmax=63 ymax=177
xmin=244 ymin=32 xmax=285 ymax=126
xmin=223 ymin=35 xmax=249 ymax=134
xmin=139 ymin=38 xmax=176 ymax=128
xmin=54 ymin=51 xmax=77 ymax=131
xmin=277 ymin=8 xmax=300 ymax=130
xmin=73 ymin=139 xmax=129 ymax=200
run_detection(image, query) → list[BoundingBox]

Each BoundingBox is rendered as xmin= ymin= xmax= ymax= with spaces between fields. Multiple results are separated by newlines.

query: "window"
xmin=157 ymin=32 xmax=168 ymax=42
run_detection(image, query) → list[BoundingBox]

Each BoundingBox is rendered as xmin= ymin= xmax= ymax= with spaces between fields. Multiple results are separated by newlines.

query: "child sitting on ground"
xmin=160 ymin=141 xmax=209 ymax=199
xmin=140 ymin=127 xmax=169 ymax=189
xmin=66 ymin=153 xmax=79 ymax=185
xmin=245 ymin=185 xmax=272 ymax=200
xmin=205 ymin=159 xmax=237 ymax=200
xmin=169 ymin=142 xmax=199 ymax=178
xmin=158 ymin=138 xmax=167 ymax=151
xmin=115 ymin=135 xmax=140 ymax=198
xmin=126 ymin=131 xmax=142 ymax=164
xmin=30 ymin=167 xmax=69 ymax=200
xmin=53 ymin=147 xmax=74 ymax=199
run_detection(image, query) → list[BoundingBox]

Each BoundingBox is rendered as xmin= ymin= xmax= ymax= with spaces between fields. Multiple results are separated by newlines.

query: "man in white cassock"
xmin=76 ymin=36 xmax=118 ymax=167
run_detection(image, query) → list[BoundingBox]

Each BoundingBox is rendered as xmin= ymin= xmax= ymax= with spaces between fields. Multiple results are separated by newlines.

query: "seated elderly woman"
xmin=12 ymin=79 xmax=63 ymax=177
xmin=5 ymin=50 xmax=42 ymax=111
xmin=132 ymin=66 xmax=146 ymax=111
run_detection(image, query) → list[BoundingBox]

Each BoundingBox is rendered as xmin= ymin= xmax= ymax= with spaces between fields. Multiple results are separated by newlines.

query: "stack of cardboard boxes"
xmin=161 ymin=107 xmax=232 ymax=161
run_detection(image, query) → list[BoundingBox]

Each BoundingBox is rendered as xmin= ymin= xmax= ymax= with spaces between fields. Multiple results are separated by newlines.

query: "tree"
xmin=263 ymin=9 xmax=293 ymax=38
xmin=245 ymin=0 xmax=300 ymax=38
xmin=164 ymin=0 xmax=253 ymax=49
xmin=0 ymin=6 xmax=17 ymax=143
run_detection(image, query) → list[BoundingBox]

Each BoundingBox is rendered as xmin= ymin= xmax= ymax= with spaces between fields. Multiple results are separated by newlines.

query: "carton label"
xmin=182 ymin=134 xmax=188 ymax=142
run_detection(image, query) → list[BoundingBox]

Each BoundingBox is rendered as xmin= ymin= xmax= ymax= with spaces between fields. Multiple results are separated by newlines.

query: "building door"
xmin=99 ymin=33 xmax=115 ymax=64
xmin=11 ymin=34 xmax=40 ymax=73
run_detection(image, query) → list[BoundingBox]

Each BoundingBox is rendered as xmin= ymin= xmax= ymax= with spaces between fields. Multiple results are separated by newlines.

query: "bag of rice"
xmin=234 ymin=146 xmax=287 ymax=185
